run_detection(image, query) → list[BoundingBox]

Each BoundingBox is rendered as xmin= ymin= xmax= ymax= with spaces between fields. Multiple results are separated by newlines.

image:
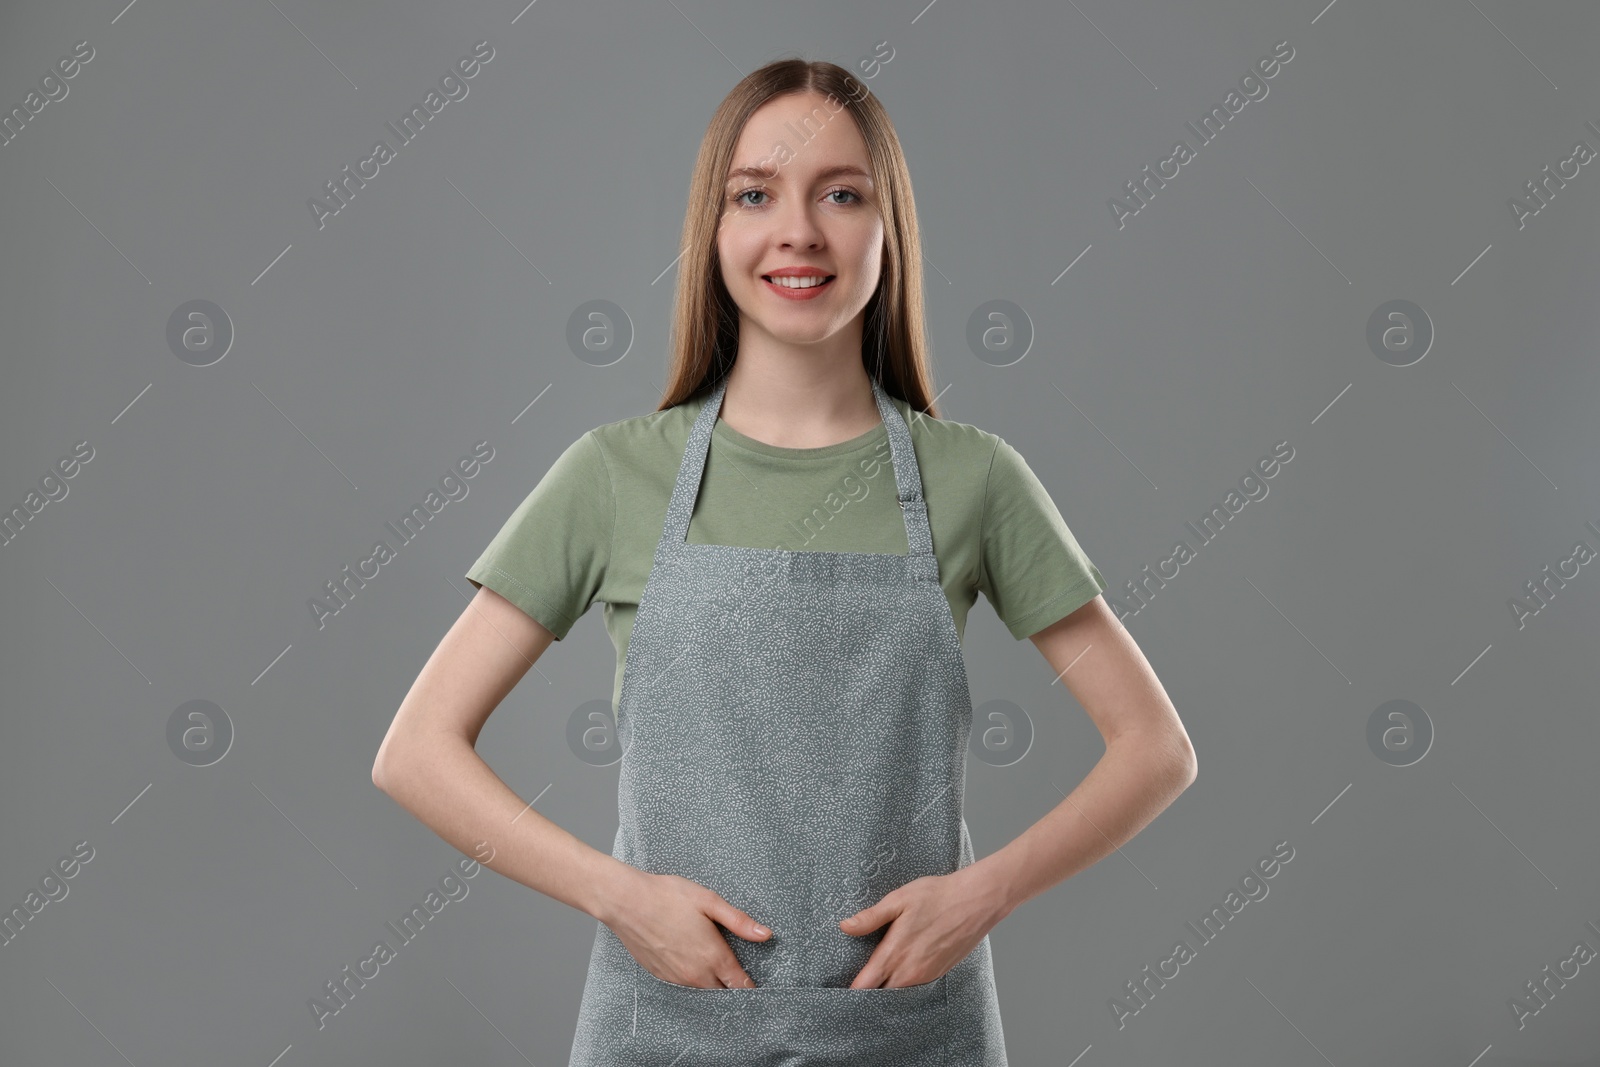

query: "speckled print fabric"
xmin=567 ymin=375 xmax=1009 ymax=1066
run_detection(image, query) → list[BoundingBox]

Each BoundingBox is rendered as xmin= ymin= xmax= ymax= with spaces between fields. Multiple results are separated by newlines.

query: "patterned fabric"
xmin=568 ymin=375 xmax=1009 ymax=1066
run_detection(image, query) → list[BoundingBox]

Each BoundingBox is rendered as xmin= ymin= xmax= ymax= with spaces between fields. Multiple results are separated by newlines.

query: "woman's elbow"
xmin=371 ymin=732 xmax=412 ymax=794
xmin=371 ymin=748 xmax=393 ymax=793
xmin=1173 ymin=732 xmax=1198 ymax=787
xmin=1142 ymin=722 xmax=1196 ymax=790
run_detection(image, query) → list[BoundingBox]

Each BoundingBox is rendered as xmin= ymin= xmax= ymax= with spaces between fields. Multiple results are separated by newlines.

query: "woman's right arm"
xmin=372 ymin=584 xmax=772 ymax=987
xmin=370 ymin=584 xmax=636 ymax=925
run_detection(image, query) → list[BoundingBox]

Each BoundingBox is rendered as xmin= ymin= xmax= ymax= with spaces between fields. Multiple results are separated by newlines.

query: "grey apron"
xmin=567 ymin=374 xmax=1009 ymax=1067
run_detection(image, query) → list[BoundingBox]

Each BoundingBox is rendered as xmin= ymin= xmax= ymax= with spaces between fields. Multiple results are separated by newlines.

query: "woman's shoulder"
xmin=887 ymin=396 xmax=1004 ymax=476
xmin=581 ymin=396 xmax=705 ymax=476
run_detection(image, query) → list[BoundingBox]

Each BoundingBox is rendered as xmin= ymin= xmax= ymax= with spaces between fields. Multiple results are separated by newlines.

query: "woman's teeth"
xmin=764 ymin=275 xmax=833 ymax=289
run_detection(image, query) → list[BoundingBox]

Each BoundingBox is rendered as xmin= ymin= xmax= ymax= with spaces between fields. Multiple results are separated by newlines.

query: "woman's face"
xmin=716 ymin=91 xmax=884 ymax=350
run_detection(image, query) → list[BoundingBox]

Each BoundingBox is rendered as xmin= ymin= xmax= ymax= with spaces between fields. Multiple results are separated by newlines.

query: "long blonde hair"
xmin=657 ymin=57 xmax=941 ymax=416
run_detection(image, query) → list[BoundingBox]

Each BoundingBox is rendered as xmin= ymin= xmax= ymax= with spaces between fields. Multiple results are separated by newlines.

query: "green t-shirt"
xmin=466 ymin=391 xmax=1106 ymax=711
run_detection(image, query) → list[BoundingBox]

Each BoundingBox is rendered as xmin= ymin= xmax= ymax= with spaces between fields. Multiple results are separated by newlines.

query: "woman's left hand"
xmin=839 ymin=865 xmax=1013 ymax=989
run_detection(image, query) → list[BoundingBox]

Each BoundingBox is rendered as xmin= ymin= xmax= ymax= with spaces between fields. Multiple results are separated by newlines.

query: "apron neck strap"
xmin=659 ymin=374 xmax=935 ymax=557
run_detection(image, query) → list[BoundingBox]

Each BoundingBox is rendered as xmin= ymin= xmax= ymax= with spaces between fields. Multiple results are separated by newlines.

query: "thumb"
xmin=707 ymin=897 xmax=772 ymax=942
xmin=841 ymin=896 xmax=899 ymax=936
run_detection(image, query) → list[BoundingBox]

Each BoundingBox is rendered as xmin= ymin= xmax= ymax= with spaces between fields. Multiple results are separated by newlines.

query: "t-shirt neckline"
xmin=709 ymin=402 xmax=893 ymax=460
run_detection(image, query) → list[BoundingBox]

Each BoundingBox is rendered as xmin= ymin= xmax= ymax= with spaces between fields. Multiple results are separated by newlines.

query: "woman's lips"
xmin=761 ymin=275 xmax=835 ymax=301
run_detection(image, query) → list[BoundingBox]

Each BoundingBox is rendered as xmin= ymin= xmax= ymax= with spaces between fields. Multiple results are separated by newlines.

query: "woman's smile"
xmin=761 ymin=273 xmax=837 ymax=300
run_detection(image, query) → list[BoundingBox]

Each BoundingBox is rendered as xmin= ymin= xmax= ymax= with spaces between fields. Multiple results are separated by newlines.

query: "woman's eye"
xmin=729 ymin=187 xmax=862 ymax=208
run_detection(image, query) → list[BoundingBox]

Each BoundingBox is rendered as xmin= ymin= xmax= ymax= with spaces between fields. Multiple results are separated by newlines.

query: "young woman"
xmin=374 ymin=58 xmax=1195 ymax=1067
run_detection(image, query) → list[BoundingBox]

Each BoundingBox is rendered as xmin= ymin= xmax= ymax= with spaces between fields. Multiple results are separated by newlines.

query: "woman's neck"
xmin=717 ymin=346 xmax=880 ymax=450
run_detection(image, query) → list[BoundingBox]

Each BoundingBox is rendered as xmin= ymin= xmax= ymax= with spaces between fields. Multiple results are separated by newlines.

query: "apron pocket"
xmin=634 ymin=964 xmax=951 ymax=1067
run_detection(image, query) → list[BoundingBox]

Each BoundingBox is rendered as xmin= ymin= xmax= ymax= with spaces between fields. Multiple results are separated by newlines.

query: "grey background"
xmin=3 ymin=1 xmax=1598 ymax=1064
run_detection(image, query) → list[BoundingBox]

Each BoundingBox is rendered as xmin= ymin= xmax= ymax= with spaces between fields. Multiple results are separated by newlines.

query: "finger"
xmin=848 ymin=950 xmax=889 ymax=990
xmin=841 ymin=895 xmax=899 ymax=935
xmin=704 ymin=896 xmax=772 ymax=942
xmin=714 ymin=955 xmax=759 ymax=989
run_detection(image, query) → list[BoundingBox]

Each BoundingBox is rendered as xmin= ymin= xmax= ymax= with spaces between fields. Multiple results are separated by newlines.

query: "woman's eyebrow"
xmin=724 ymin=163 xmax=873 ymax=185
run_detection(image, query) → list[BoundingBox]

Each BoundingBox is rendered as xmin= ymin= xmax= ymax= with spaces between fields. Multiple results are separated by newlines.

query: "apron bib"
xmin=567 ymin=375 xmax=1009 ymax=1066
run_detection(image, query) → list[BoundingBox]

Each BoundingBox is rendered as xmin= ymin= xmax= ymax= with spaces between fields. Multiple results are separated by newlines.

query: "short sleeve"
xmin=465 ymin=431 xmax=612 ymax=640
xmin=977 ymin=438 xmax=1107 ymax=640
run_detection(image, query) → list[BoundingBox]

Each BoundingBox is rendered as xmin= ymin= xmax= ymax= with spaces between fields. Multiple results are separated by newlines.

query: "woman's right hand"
xmin=606 ymin=869 xmax=773 ymax=988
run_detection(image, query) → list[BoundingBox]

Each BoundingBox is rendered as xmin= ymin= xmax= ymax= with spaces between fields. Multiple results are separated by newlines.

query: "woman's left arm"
xmin=975 ymin=593 xmax=1197 ymax=916
xmin=842 ymin=593 xmax=1196 ymax=987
